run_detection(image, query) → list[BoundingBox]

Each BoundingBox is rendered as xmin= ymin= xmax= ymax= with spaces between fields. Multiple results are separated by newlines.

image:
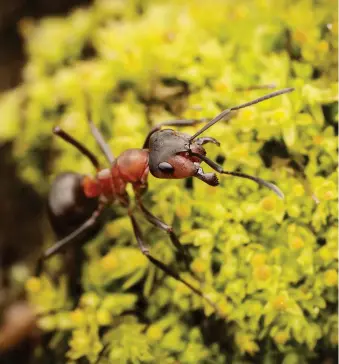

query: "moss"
xmin=0 ymin=0 xmax=337 ymax=362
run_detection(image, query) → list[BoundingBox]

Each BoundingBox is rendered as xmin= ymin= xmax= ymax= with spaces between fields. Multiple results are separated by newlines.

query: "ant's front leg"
xmin=135 ymin=196 xmax=192 ymax=271
xmin=128 ymin=210 xmax=221 ymax=314
xmin=192 ymin=152 xmax=284 ymax=198
xmin=195 ymin=165 xmax=219 ymax=186
xmin=133 ymin=184 xmax=191 ymax=271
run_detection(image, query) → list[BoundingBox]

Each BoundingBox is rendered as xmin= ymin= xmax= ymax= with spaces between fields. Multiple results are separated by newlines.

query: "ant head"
xmin=148 ymin=129 xmax=208 ymax=178
xmin=148 ymin=129 xmax=220 ymax=185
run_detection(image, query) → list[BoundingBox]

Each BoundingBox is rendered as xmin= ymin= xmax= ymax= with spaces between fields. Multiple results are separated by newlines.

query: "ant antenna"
xmin=189 ymin=88 xmax=294 ymax=142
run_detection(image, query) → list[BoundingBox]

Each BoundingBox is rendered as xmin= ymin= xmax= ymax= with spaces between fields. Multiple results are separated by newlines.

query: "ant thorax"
xmin=82 ymin=149 xmax=149 ymax=200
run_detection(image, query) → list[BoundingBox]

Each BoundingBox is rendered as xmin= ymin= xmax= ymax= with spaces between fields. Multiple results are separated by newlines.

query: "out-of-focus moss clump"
xmin=1 ymin=0 xmax=337 ymax=362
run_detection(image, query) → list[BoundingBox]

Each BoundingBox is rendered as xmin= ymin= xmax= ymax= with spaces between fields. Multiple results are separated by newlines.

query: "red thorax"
xmin=82 ymin=149 xmax=149 ymax=200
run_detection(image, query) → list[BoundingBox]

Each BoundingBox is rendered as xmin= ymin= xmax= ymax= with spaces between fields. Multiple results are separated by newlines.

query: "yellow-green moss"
xmin=1 ymin=0 xmax=337 ymax=362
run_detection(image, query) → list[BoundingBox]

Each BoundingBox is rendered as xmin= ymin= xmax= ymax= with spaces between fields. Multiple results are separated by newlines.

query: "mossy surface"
xmin=0 ymin=0 xmax=337 ymax=362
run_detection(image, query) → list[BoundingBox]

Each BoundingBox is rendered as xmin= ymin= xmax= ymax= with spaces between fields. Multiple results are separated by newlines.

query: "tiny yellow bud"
xmin=25 ymin=277 xmax=41 ymax=293
xmin=261 ymin=196 xmax=276 ymax=211
xmin=319 ymin=247 xmax=331 ymax=262
xmin=254 ymin=265 xmax=271 ymax=281
xmin=191 ymin=258 xmax=208 ymax=273
xmin=218 ymin=301 xmax=230 ymax=316
xmin=96 ymin=309 xmax=112 ymax=326
xmin=71 ymin=330 xmax=90 ymax=349
xmin=313 ymin=135 xmax=323 ymax=145
xmin=289 ymin=236 xmax=305 ymax=250
xmin=323 ymin=190 xmax=335 ymax=200
xmin=251 ymin=253 xmax=267 ymax=267
xmin=274 ymin=331 xmax=289 ymax=345
xmin=316 ymin=40 xmax=329 ymax=53
xmin=293 ymin=29 xmax=308 ymax=44
xmin=101 ymin=253 xmax=118 ymax=271
xmin=272 ymin=295 xmax=288 ymax=311
xmin=146 ymin=325 xmax=163 ymax=341
xmin=324 ymin=269 xmax=338 ymax=287
xmin=287 ymin=224 xmax=297 ymax=233
xmin=270 ymin=248 xmax=281 ymax=259
xmin=243 ymin=340 xmax=259 ymax=355
xmin=70 ymin=309 xmax=86 ymax=326
xmin=81 ymin=292 xmax=100 ymax=308
xmin=293 ymin=184 xmax=305 ymax=197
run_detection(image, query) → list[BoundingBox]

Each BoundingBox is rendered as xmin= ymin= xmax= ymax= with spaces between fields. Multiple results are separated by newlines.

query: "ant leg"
xmin=43 ymin=203 xmax=105 ymax=259
xmin=195 ymin=166 xmax=219 ymax=186
xmin=84 ymin=97 xmax=115 ymax=165
xmin=191 ymin=152 xmax=284 ymax=199
xmin=53 ymin=127 xmax=100 ymax=170
xmin=128 ymin=212 xmax=221 ymax=314
xmin=87 ymin=119 xmax=115 ymax=165
xmin=135 ymin=197 xmax=191 ymax=270
xmin=143 ymin=118 xmax=209 ymax=148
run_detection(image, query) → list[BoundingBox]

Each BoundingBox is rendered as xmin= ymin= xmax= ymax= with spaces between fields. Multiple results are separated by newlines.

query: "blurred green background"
xmin=0 ymin=0 xmax=337 ymax=363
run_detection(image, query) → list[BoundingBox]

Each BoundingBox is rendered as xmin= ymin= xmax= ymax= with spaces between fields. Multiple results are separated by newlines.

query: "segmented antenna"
xmin=189 ymin=87 xmax=295 ymax=142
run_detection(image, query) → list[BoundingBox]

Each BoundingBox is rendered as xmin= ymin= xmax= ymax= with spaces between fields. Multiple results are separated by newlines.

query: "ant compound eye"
xmin=158 ymin=162 xmax=175 ymax=174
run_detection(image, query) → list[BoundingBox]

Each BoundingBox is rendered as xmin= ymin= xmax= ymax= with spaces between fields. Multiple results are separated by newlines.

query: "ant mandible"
xmin=44 ymin=88 xmax=294 ymax=311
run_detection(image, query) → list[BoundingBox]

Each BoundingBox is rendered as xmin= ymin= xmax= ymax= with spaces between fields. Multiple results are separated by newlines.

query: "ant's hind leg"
xmin=35 ymin=203 xmax=104 ymax=277
xmin=43 ymin=203 xmax=105 ymax=259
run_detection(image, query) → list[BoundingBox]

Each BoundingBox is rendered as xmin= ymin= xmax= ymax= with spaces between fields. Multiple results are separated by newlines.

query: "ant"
xmin=44 ymin=88 xmax=294 ymax=312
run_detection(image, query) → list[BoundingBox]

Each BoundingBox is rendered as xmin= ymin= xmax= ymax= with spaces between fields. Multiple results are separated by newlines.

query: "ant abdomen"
xmin=47 ymin=172 xmax=100 ymax=240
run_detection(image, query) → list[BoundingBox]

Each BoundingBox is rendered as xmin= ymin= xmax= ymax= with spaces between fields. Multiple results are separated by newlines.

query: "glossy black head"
xmin=148 ymin=129 xmax=220 ymax=186
xmin=148 ymin=129 xmax=211 ymax=179
xmin=47 ymin=172 xmax=99 ymax=239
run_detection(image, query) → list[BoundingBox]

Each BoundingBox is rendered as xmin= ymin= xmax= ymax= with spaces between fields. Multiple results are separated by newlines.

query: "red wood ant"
xmin=44 ymin=88 xmax=294 ymax=311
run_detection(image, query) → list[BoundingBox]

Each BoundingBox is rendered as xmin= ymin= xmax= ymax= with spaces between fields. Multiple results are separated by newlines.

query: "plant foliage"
xmin=0 ymin=0 xmax=337 ymax=362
